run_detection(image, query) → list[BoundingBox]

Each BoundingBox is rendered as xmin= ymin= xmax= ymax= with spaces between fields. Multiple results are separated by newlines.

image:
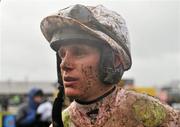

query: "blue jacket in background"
xmin=16 ymin=88 xmax=43 ymax=127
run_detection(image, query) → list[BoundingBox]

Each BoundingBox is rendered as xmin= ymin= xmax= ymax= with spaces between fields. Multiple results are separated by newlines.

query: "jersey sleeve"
xmin=127 ymin=91 xmax=180 ymax=127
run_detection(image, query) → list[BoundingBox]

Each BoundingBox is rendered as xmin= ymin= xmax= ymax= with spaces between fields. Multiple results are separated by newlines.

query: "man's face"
xmin=58 ymin=42 xmax=104 ymax=101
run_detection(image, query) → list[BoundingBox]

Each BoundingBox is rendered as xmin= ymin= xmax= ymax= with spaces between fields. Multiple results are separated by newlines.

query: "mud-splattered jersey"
xmin=61 ymin=87 xmax=180 ymax=127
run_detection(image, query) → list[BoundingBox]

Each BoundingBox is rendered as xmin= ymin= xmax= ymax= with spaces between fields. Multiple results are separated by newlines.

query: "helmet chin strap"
xmin=52 ymin=85 xmax=64 ymax=127
xmin=52 ymin=53 xmax=64 ymax=127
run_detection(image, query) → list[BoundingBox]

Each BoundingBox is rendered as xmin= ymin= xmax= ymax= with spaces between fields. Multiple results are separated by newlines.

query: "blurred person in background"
xmin=16 ymin=88 xmax=44 ymax=127
xmin=0 ymin=95 xmax=9 ymax=111
xmin=36 ymin=95 xmax=52 ymax=127
xmin=157 ymin=88 xmax=169 ymax=104
xmin=40 ymin=4 xmax=180 ymax=127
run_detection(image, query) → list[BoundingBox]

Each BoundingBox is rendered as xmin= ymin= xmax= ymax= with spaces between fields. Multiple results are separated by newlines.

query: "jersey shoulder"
xmin=127 ymin=90 xmax=167 ymax=127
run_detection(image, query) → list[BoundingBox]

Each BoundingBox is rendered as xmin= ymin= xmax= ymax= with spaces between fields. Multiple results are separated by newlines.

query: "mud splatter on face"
xmin=80 ymin=64 xmax=99 ymax=95
xmin=59 ymin=43 xmax=113 ymax=101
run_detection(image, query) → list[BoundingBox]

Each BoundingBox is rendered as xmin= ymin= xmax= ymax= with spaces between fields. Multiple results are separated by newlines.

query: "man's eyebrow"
xmin=73 ymin=45 xmax=83 ymax=49
xmin=70 ymin=45 xmax=84 ymax=50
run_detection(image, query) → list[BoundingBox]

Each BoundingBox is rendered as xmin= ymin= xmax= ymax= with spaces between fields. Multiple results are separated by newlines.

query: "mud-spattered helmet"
xmin=41 ymin=4 xmax=132 ymax=84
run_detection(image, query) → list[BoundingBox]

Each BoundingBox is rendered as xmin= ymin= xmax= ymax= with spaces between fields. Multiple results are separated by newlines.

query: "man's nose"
xmin=60 ymin=53 xmax=74 ymax=72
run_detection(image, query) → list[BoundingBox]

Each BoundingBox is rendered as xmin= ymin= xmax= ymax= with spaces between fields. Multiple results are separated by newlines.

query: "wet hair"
xmin=52 ymin=41 xmax=124 ymax=127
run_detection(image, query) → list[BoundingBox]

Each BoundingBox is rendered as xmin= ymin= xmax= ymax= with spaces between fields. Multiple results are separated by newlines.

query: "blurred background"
xmin=0 ymin=0 xmax=180 ymax=127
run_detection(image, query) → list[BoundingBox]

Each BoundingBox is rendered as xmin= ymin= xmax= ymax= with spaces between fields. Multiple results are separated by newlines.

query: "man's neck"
xmin=75 ymin=86 xmax=116 ymax=105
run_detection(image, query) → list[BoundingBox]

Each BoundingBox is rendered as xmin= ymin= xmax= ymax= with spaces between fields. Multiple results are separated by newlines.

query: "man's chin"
xmin=65 ymin=89 xmax=80 ymax=99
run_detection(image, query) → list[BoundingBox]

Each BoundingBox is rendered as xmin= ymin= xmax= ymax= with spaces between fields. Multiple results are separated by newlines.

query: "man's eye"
xmin=74 ymin=50 xmax=85 ymax=56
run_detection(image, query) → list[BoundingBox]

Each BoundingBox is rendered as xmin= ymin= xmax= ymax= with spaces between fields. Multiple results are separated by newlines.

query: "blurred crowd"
xmin=15 ymin=88 xmax=52 ymax=127
xmin=0 ymin=88 xmax=52 ymax=127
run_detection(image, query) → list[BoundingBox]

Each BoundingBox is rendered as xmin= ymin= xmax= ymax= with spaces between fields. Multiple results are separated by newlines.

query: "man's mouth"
xmin=63 ymin=76 xmax=79 ymax=86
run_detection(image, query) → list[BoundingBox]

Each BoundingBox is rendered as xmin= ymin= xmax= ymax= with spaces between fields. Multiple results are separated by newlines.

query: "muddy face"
xmin=80 ymin=64 xmax=100 ymax=99
xmin=59 ymin=42 xmax=111 ymax=101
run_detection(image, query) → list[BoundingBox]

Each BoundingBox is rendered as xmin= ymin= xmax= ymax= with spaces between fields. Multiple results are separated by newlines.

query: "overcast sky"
xmin=0 ymin=0 xmax=179 ymax=87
